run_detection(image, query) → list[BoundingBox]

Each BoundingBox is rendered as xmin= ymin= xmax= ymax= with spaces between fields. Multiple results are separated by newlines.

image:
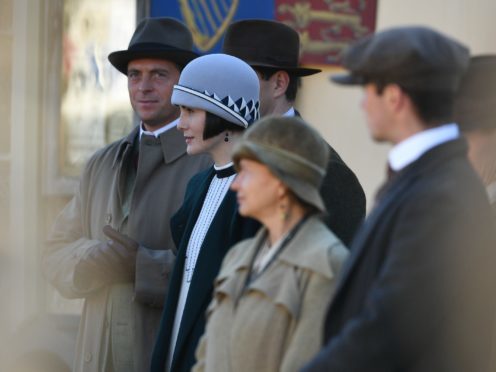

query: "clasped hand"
xmin=74 ymin=226 xmax=139 ymax=287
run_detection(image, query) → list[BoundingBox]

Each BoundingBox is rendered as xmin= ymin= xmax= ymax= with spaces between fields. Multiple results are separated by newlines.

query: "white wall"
xmin=297 ymin=0 xmax=496 ymax=211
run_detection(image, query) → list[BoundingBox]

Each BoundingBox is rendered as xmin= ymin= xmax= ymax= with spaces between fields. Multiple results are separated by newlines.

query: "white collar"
xmin=283 ymin=107 xmax=296 ymax=117
xmin=139 ymin=117 xmax=179 ymax=140
xmin=213 ymin=162 xmax=234 ymax=171
xmin=388 ymin=123 xmax=459 ymax=171
xmin=486 ymin=181 xmax=496 ymax=204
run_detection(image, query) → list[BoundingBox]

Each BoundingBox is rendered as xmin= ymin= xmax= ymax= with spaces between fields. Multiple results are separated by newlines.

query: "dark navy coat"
xmin=150 ymin=167 xmax=260 ymax=372
xmin=303 ymin=139 xmax=496 ymax=372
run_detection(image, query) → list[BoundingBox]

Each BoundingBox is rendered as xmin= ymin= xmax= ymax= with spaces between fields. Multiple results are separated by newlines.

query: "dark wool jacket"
xmin=303 ymin=139 xmax=496 ymax=372
xmin=294 ymin=110 xmax=366 ymax=247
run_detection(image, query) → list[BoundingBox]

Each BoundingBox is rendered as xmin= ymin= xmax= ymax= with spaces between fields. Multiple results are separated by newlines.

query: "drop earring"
xmin=279 ymin=202 xmax=289 ymax=221
xmin=224 ymin=132 xmax=229 ymax=142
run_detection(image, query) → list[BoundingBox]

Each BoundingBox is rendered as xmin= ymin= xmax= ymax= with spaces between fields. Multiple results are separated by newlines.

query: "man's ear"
xmin=383 ymin=84 xmax=406 ymax=113
xmin=271 ymin=70 xmax=290 ymax=99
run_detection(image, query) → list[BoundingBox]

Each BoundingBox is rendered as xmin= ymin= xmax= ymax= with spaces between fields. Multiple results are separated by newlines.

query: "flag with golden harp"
xmin=179 ymin=0 xmax=239 ymax=51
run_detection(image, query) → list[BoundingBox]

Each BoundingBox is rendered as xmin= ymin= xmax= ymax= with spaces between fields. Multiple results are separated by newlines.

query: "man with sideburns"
xmin=222 ymin=19 xmax=366 ymax=247
xmin=43 ymin=18 xmax=211 ymax=372
xmin=303 ymin=26 xmax=496 ymax=372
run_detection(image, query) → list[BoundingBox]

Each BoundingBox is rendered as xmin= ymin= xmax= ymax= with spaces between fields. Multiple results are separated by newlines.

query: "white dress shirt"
xmin=139 ymin=118 xmax=179 ymax=140
xmin=388 ymin=123 xmax=460 ymax=172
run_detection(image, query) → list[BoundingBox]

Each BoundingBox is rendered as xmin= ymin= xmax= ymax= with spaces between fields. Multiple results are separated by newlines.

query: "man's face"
xmin=361 ymin=84 xmax=394 ymax=143
xmin=256 ymin=70 xmax=277 ymax=117
xmin=127 ymin=58 xmax=181 ymax=130
xmin=254 ymin=68 xmax=291 ymax=117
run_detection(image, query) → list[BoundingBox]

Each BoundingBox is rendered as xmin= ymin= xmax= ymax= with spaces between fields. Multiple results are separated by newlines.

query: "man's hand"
xmin=102 ymin=225 xmax=139 ymax=273
xmin=74 ymin=226 xmax=139 ymax=288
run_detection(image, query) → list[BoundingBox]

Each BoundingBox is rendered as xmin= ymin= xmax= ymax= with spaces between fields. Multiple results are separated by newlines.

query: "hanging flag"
xmin=151 ymin=0 xmax=377 ymax=66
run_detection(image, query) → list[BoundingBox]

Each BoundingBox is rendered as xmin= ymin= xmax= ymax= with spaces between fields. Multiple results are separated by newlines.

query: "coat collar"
xmin=278 ymin=216 xmax=339 ymax=279
xmin=217 ymin=216 xmax=339 ymax=281
xmin=159 ymin=123 xmax=188 ymax=163
xmin=112 ymin=125 xmax=139 ymax=168
xmin=111 ymin=124 xmax=187 ymax=168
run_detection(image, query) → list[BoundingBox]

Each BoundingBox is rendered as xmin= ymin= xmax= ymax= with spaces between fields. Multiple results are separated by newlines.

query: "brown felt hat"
xmin=232 ymin=116 xmax=329 ymax=212
xmin=331 ymin=26 xmax=469 ymax=92
xmin=108 ymin=17 xmax=198 ymax=75
xmin=222 ymin=19 xmax=321 ymax=77
xmin=454 ymin=55 xmax=496 ymax=131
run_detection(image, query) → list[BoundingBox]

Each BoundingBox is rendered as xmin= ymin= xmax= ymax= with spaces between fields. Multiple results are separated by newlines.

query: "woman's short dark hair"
xmin=373 ymin=80 xmax=455 ymax=127
xmin=203 ymin=111 xmax=244 ymax=140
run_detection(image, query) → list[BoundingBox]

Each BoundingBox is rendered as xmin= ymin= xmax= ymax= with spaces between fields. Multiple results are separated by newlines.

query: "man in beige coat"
xmin=42 ymin=18 xmax=210 ymax=372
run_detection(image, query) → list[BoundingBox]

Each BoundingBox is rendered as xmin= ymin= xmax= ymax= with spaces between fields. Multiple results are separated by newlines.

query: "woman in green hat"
xmin=193 ymin=116 xmax=349 ymax=372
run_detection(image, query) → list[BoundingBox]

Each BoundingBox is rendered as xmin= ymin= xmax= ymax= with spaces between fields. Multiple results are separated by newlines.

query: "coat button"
xmin=84 ymin=352 xmax=92 ymax=362
xmin=105 ymin=213 xmax=112 ymax=224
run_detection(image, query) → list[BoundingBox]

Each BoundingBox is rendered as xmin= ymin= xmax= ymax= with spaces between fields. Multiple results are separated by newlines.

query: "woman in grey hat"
xmin=151 ymin=53 xmax=262 ymax=372
xmin=192 ymin=116 xmax=348 ymax=372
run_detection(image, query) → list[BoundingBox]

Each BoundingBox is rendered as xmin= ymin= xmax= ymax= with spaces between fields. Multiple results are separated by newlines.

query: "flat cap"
xmin=454 ymin=55 xmax=496 ymax=131
xmin=331 ymin=26 xmax=470 ymax=92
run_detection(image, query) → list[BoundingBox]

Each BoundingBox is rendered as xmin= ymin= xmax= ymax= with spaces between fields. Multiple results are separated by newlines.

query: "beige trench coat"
xmin=42 ymin=125 xmax=211 ymax=372
xmin=193 ymin=216 xmax=348 ymax=372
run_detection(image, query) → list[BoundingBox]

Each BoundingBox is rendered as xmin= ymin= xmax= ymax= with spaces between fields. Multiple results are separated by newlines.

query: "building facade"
xmin=1 ymin=0 xmax=495 ymax=370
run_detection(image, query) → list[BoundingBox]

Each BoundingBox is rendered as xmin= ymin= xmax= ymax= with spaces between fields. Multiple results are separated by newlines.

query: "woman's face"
xmin=231 ymin=159 xmax=285 ymax=221
xmin=177 ymin=106 xmax=222 ymax=155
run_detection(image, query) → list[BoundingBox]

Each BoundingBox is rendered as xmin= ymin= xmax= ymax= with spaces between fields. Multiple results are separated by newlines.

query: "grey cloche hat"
xmin=172 ymin=53 xmax=260 ymax=128
xmin=454 ymin=55 xmax=496 ymax=131
xmin=331 ymin=26 xmax=470 ymax=92
xmin=232 ymin=116 xmax=330 ymax=212
xmin=222 ymin=19 xmax=321 ymax=76
xmin=108 ymin=17 xmax=198 ymax=75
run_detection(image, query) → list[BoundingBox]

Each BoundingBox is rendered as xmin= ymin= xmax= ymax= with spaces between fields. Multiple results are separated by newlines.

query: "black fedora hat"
xmin=108 ymin=17 xmax=198 ymax=75
xmin=455 ymin=55 xmax=496 ymax=131
xmin=222 ymin=19 xmax=321 ymax=77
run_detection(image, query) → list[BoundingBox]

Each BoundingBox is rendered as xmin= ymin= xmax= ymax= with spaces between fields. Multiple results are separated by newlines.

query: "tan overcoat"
xmin=42 ymin=125 xmax=211 ymax=372
xmin=193 ymin=216 xmax=348 ymax=372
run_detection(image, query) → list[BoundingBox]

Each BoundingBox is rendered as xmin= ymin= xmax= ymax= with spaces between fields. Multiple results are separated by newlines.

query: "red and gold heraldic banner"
xmin=275 ymin=0 xmax=378 ymax=66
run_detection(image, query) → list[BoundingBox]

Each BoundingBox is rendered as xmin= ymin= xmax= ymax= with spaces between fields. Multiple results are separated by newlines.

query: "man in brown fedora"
xmin=42 ymin=18 xmax=211 ymax=372
xmin=222 ymin=19 xmax=365 ymax=246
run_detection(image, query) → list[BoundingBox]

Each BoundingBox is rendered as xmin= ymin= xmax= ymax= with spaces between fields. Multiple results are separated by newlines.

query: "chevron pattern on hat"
xmin=205 ymin=90 xmax=260 ymax=125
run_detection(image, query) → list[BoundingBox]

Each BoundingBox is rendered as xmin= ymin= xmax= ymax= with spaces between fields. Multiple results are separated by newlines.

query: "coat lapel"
xmin=170 ymin=168 xmax=215 ymax=248
xmin=151 ymin=168 xmax=214 ymax=371
xmin=109 ymin=128 xmax=138 ymax=229
xmin=172 ymin=190 xmax=240 ymax=363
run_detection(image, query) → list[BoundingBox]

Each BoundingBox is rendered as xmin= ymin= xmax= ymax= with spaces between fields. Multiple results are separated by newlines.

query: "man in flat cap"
xmin=455 ymin=55 xmax=496 ymax=219
xmin=42 ymin=18 xmax=211 ymax=372
xmin=303 ymin=26 xmax=496 ymax=372
xmin=223 ymin=19 xmax=365 ymax=247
